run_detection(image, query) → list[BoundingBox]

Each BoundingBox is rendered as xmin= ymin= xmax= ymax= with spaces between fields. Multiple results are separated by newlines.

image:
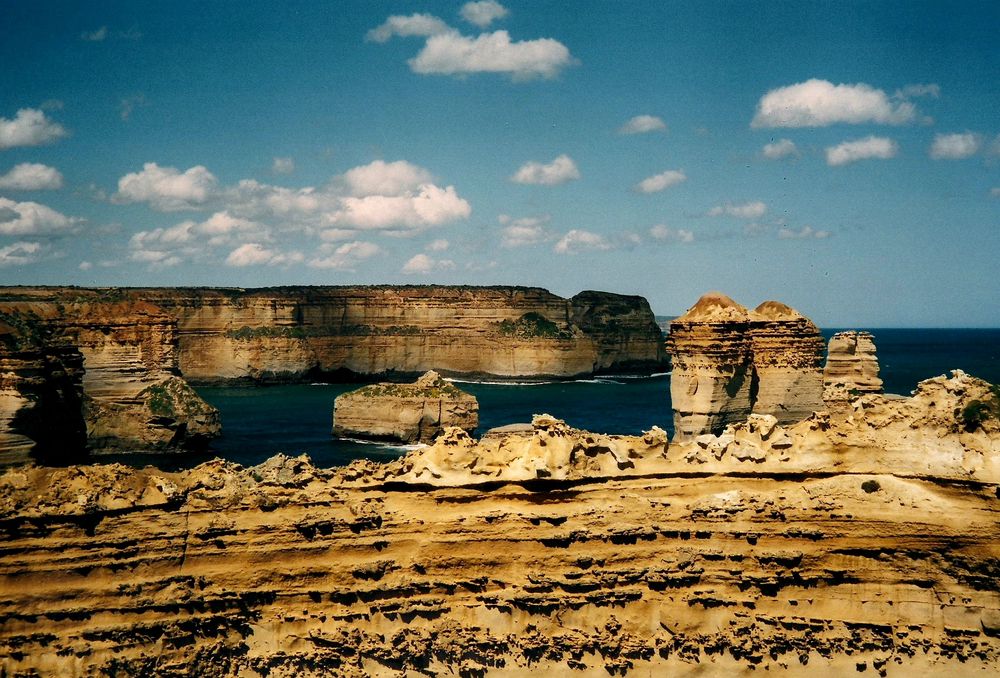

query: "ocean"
xmin=177 ymin=329 xmax=999 ymax=470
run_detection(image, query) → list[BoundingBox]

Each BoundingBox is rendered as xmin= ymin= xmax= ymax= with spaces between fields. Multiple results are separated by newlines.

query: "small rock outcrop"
xmin=749 ymin=301 xmax=825 ymax=423
xmin=333 ymin=370 xmax=478 ymax=444
xmin=823 ymin=330 xmax=883 ymax=406
xmin=665 ymin=293 xmax=754 ymax=441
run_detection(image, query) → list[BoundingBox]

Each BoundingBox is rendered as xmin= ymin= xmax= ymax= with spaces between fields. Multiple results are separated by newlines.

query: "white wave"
xmin=444 ymin=378 xmax=558 ymax=386
xmin=334 ymin=436 xmax=427 ymax=452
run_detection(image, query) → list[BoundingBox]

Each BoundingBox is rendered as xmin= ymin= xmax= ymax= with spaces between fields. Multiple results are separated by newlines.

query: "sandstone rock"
xmin=666 ymin=292 xmax=754 ymax=441
xmin=333 ymin=370 xmax=478 ymax=444
xmin=749 ymin=301 xmax=825 ymax=423
xmin=823 ymin=330 xmax=883 ymax=406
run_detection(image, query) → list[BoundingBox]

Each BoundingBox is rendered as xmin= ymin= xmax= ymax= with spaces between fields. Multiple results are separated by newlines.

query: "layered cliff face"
xmin=0 ymin=292 xmax=220 ymax=456
xmin=749 ymin=301 xmax=825 ymax=423
xmin=823 ymin=331 xmax=884 ymax=406
xmin=1 ymin=371 xmax=998 ymax=676
xmin=333 ymin=370 xmax=478 ymax=444
xmin=125 ymin=286 xmax=667 ymax=382
xmin=665 ymin=292 xmax=754 ymax=441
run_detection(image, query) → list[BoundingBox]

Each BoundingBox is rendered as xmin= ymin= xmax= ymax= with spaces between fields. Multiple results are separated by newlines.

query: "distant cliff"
xmin=6 ymin=286 xmax=665 ymax=383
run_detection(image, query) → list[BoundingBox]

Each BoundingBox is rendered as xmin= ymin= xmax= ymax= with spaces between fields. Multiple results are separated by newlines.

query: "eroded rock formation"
xmin=824 ymin=330 xmax=884 ymax=406
xmin=1 ymin=372 xmax=998 ymax=676
xmin=333 ymin=370 xmax=478 ymax=444
xmin=0 ymin=286 xmax=667 ymax=382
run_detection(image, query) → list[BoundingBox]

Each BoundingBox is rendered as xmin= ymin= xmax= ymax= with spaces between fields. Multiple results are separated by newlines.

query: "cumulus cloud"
xmin=635 ymin=169 xmax=686 ymax=194
xmin=553 ymin=229 xmax=611 ymax=254
xmin=310 ymin=241 xmax=381 ymax=269
xmin=225 ymin=243 xmax=303 ymax=267
xmin=511 ymin=154 xmax=579 ymax=186
xmin=409 ymin=30 xmax=575 ymax=80
xmin=0 ymin=163 xmax=63 ymax=190
xmin=649 ymin=224 xmax=694 ymax=243
xmin=80 ymin=26 xmax=108 ymax=42
xmin=761 ymin=138 xmax=798 ymax=160
xmin=929 ymin=132 xmax=981 ymax=160
xmin=272 ymin=157 xmax=294 ymax=174
xmin=366 ymin=13 xmax=452 ymax=42
xmin=426 ymin=238 xmax=449 ymax=251
xmin=825 ymin=136 xmax=898 ymax=166
xmin=0 ymin=241 xmax=42 ymax=267
xmin=128 ymin=211 xmax=267 ymax=266
xmin=334 ymin=184 xmax=471 ymax=232
xmin=778 ymin=226 xmax=830 ymax=239
xmin=342 ymin=159 xmax=433 ymax=196
xmin=460 ymin=1 xmax=508 ymax=28
xmin=499 ymin=214 xmax=551 ymax=248
xmin=0 ymin=108 xmax=68 ymax=150
xmin=0 ymin=197 xmax=79 ymax=235
xmin=707 ymin=201 xmax=767 ymax=219
xmin=115 ymin=162 xmax=218 ymax=210
xmin=752 ymin=79 xmax=916 ymax=128
xmin=619 ymin=115 xmax=666 ymax=135
xmin=402 ymin=252 xmax=456 ymax=274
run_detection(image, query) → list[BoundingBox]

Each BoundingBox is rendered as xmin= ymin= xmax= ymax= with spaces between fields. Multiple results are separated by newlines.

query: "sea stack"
xmin=749 ymin=301 xmax=825 ymax=423
xmin=823 ymin=331 xmax=883 ymax=405
xmin=333 ymin=370 xmax=478 ymax=444
xmin=665 ymin=292 xmax=754 ymax=441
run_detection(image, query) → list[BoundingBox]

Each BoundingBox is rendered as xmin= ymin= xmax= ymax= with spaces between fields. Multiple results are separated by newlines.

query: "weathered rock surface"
xmin=749 ymin=301 xmax=825 ymax=424
xmin=333 ymin=370 xmax=478 ymax=444
xmin=0 ymin=286 xmax=667 ymax=382
xmin=666 ymin=292 xmax=754 ymax=441
xmin=0 ymin=294 xmax=220 ymax=456
xmin=3 ymin=371 xmax=997 ymax=676
xmin=824 ymin=330 xmax=884 ymax=406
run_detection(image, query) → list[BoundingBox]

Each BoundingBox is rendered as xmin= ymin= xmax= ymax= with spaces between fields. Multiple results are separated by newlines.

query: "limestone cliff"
xmin=824 ymin=330 xmax=884 ymax=406
xmin=333 ymin=370 xmax=478 ymax=444
xmin=1 ymin=371 xmax=998 ymax=676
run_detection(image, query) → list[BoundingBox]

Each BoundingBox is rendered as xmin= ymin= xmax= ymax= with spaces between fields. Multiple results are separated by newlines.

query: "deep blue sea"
xmin=174 ymin=329 xmax=998 ymax=470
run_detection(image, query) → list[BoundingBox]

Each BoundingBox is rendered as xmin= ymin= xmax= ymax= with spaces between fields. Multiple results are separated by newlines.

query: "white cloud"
xmin=0 ymin=108 xmax=68 ymax=150
xmin=619 ymin=115 xmax=666 ymax=135
xmin=499 ymin=215 xmax=551 ymax=248
xmin=0 ymin=241 xmax=42 ymax=267
xmin=511 ymin=154 xmax=579 ymax=185
xmin=426 ymin=238 xmax=449 ymax=251
xmin=635 ymin=169 xmax=686 ymax=194
xmin=225 ymin=243 xmax=303 ymax=267
xmin=366 ymin=14 xmax=452 ymax=43
xmin=402 ymin=252 xmax=456 ymax=274
xmin=128 ymin=211 xmax=267 ymax=266
xmin=272 ymin=157 xmax=294 ymax=174
xmin=825 ymin=136 xmax=898 ymax=166
xmin=649 ymin=224 xmax=694 ymax=243
xmin=460 ymin=1 xmax=508 ymax=28
xmin=778 ymin=226 xmax=830 ymax=239
xmin=751 ymin=79 xmax=916 ymax=128
xmin=334 ymin=183 xmax=470 ymax=232
xmin=929 ymin=132 xmax=981 ymax=160
xmin=707 ymin=201 xmax=767 ymax=219
xmin=409 ymin=30 xmax=575 ymax=80
xmin=554 ymin=229 xmax=611 ymax=254
xmin=79 ymin=261 xmax=93 ymax=271
xmin=309 ymin=241 xmax=381 ymax=270
xmin=761 ymin=138 xmax=798 ymax=160
xmin=342 ymin=159 xmax=433 ymax=196
xmin=0 ymin=163 xmax=63 ymax=190
xmin=115 ymin=162 xmax=218 ymax=210
xmin=0 ymin=197 xmax=78 ymax=235
xmin=80 ymin=26 xmax=108 ymax=42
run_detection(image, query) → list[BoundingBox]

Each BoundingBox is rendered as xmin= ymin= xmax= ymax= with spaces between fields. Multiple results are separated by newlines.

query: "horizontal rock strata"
xmin=2 ymin=371 xmax=997 ymax=676
xmin=333 ymin=370 xmax=478 ymax=444
xmin=824 ymin=331 xmax=884 ymax=406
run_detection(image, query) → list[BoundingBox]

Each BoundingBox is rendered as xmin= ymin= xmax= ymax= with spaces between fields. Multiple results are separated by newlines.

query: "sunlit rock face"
xmin=749 ymin=301 xmax=825 ymax=424
xmin=823 ymin=330 xmax=884 ymax=407
xmin=666 ymin=292 xmax=754 ymax=441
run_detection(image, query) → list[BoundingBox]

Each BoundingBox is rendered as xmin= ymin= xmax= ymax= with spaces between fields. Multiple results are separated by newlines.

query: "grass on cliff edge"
xmin=959 ymin=383 xmax=1000 ymax=431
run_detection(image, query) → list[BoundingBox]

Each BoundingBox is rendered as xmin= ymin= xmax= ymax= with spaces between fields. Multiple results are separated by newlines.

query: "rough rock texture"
xmin=666 ymin=292 xmax=754 ymax=441
xmin=0 ymin=292 xmax=220 ymax=456
xmin=0 ymin=286 xmax=666 ymax=382
xmin=333 ymin=370 xmax=478 ymax=444
xmin=4 ymin=371 xmax=997 ymax=676
xmin=824 ymin=331 xmax=884 ymax=406
xmin=749 ymin=301 xmax=825 ymax=424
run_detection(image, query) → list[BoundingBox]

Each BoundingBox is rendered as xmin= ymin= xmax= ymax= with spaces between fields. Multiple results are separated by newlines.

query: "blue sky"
xmin=0 ymin=0 xmax=997 ymax=326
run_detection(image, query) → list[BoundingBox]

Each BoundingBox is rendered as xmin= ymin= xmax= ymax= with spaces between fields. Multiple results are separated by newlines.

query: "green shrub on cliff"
xmin=957 ymin=383 xmax=1000 ymax=431
xmin=496 ymin=312 xmax=570 ymax=339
